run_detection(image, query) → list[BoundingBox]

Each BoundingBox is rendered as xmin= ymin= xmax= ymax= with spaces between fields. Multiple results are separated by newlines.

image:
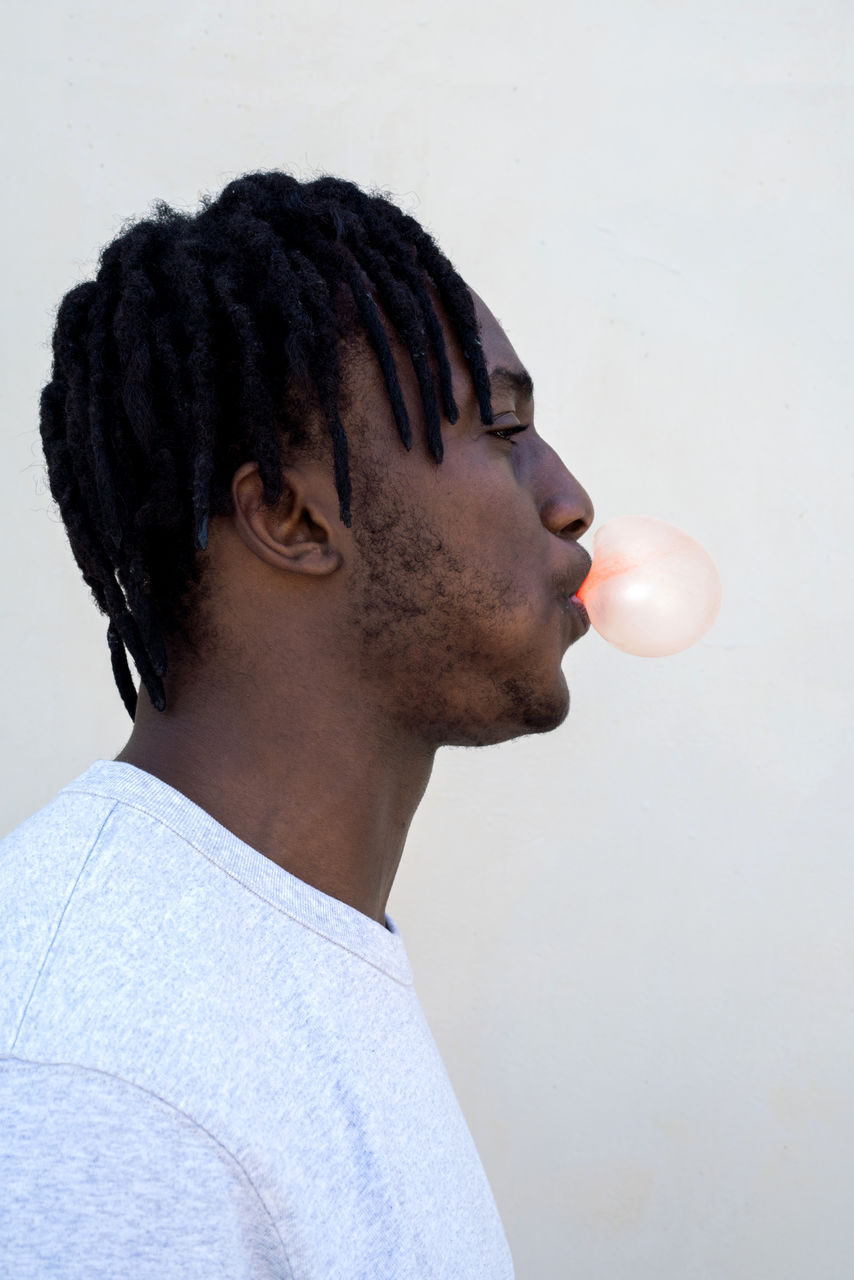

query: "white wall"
xmin=3 ymin=2 xmax=852 ymax=1275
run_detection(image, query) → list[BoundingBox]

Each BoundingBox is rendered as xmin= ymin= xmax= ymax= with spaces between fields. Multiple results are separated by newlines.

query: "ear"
xmin=229 ymin=461 xmax=345 ymax=577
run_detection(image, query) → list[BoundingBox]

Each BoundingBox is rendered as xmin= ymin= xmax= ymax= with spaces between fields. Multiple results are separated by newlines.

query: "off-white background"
xmin=2 ymin=1 xmax=852 ymax=1276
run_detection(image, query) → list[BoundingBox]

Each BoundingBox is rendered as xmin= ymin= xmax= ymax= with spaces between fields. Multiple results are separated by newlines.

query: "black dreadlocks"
xmin=39 ymin=172 xmax=495 ymax=719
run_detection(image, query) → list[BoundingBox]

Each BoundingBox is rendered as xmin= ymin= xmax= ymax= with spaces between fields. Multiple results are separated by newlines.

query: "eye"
xmin=488 ymin=424 xmax=529 ymax=444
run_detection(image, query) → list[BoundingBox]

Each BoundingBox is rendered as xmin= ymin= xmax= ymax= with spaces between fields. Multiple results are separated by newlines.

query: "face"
xmin=343 ymin=290 xmax=594 ymax=748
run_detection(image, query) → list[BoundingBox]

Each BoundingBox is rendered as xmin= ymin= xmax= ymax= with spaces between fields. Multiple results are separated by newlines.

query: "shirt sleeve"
xmin=0 ymin=1058 xmax=292 ymax=1279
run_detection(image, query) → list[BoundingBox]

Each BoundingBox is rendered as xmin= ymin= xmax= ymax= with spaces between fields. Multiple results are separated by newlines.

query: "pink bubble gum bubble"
xmin=576 ymin=515 xmax=722 ymax=657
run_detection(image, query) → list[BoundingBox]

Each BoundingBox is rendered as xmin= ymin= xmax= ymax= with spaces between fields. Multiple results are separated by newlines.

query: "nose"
xmin=536 ymin=441 xmax=594 ymax=541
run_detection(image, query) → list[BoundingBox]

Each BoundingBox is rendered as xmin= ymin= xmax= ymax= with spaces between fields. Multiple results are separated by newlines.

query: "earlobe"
xmin=230 ymin=461 xmax=344 ymax=577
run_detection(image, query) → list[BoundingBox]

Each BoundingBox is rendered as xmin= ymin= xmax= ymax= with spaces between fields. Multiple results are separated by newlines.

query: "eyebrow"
xmin=488 ymin=365 xmax=534 ymax=400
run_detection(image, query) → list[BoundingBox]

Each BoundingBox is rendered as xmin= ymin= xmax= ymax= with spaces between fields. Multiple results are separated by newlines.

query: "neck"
xmin=117 ymin=672 xmax=435 ymax=927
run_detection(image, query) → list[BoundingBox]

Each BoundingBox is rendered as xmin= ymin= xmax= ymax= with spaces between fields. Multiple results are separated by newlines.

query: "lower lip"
xmin=566 ymin=594 xmax=591 ymax=640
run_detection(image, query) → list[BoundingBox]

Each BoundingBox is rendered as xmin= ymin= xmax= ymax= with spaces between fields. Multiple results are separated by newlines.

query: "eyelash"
xmin=489 ymin=425 xmax=529 ymax=444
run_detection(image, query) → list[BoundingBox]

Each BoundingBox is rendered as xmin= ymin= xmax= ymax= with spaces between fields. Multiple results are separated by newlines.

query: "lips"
xmin=568 ymin=548 xmax=593 ymax=599
xmin=557 ymin=550 xmax=593 ymax=641
xmin=555 ymin=550 xmax=592 ymax=606
xmin=569 ymin=593 xmax=590 ymax=632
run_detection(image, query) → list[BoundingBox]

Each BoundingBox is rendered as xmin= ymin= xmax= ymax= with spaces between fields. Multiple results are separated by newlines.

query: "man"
xmin=0 ymin=172 xmax=593 ymax=1277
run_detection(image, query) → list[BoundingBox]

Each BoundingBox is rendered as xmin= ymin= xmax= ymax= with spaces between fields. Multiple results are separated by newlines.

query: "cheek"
xmin=351 ymin=449 xmax=551 ymax=655
xmin=440 ymin=453 xmax=543 ymax=568
xmin=462 ymin=510 xmax=551 ymax=622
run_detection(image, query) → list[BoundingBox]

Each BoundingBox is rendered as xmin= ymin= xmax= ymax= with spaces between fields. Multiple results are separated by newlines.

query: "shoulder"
xmin=0 ymin=1056 xmax=293 ymax=1279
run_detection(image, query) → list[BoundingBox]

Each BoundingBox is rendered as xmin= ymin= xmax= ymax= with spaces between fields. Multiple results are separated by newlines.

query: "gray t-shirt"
xmin=0 ymin=761 xmax=513 ymax=1278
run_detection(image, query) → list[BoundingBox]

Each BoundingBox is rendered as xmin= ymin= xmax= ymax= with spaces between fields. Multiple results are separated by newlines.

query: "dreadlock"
xmin=39 ymin=172 xmax=495 ymax=719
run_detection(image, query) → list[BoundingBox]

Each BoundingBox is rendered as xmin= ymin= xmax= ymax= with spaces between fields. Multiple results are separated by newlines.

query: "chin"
xmin=498 ymin=673 xmax=571 ymax=739
xmin=432 ymin=673 xmax=571 ymax=748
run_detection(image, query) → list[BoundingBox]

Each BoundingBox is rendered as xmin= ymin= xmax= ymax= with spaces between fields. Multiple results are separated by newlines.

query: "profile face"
xmin=344 ymin=290 xmax=595 ymax=748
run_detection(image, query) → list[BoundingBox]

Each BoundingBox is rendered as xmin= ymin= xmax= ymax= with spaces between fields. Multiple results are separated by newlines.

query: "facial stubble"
xmin=346 ymin=474 xmax=570 ymax=748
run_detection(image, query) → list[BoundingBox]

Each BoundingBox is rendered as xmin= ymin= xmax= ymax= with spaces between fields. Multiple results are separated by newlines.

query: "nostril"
xmin=562 ymin=515 xmax=590 ymax=540
xmin=540 ymin=491 xmax=594 ymax=541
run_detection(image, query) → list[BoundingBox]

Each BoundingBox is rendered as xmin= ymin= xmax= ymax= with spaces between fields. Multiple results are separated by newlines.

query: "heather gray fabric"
xmin=0 ymin=762 xmax=513 ymax=1278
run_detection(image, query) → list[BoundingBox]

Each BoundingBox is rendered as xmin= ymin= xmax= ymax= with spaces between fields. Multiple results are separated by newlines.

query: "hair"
xmin=39 ymin=171 xmax=495 ymax=719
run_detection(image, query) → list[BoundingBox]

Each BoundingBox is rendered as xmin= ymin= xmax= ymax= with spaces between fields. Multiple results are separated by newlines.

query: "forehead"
xmin=468 ymin=290 xmax=534 ymax=414
xmin=338 ymin=282 xmax=531 ymax=447
xmin=469 ymin=289 xmax=525 ymax=381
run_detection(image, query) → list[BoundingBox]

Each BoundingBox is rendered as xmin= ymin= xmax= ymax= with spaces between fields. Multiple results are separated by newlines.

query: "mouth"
xmin=557 ymin=552 xmax=593 ymax=642
xmin=569 ymin=593 xmax=590 ymax=633
xmin=568 ymin=549 xmax=593 ymax=599
xmin=561 ymin=594 xmax=591 ymax=645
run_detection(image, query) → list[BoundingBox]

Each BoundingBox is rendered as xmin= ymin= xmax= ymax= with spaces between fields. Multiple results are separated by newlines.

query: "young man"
xmin=0 ymin=172 xmax=593 ymax=1277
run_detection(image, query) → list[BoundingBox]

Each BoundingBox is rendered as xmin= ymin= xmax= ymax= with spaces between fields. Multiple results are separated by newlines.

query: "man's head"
xmin=41 ymin=171 xmax=592 ymax=744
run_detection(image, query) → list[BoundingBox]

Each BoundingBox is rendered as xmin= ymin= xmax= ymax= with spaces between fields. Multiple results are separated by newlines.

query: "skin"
xmin=117 ymin=291 xmax=593 ymax=925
